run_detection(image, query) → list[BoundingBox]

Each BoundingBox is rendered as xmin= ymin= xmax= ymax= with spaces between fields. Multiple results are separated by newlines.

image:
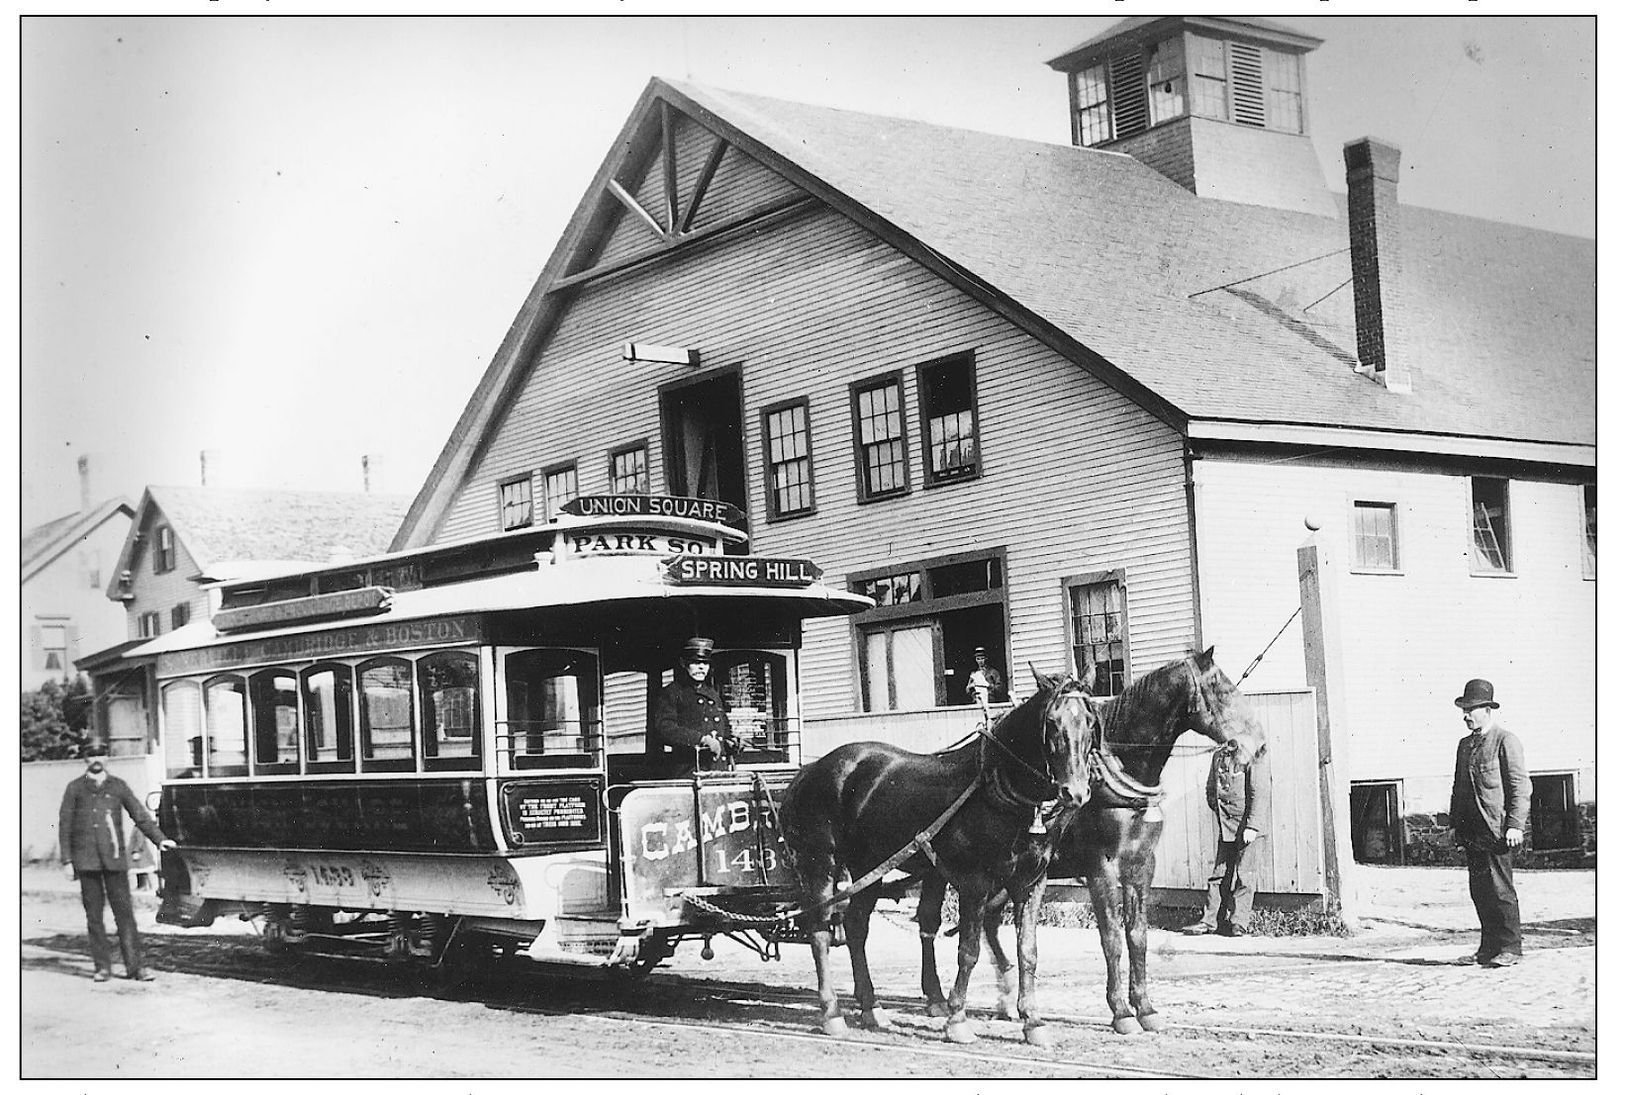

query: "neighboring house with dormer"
xmin=389 ymin=17 xmax=1594 ymax=871
xmin=80 ymin=485 xmax=412 ymax=758
xmin=21 ymin=496 xmax=134 ymax=692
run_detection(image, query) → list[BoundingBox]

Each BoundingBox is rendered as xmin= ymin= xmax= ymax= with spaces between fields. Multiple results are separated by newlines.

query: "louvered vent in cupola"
xmin=1228 ymin=43 xmax=1266 ymax=128
xmin=1109 ymin=51 xmax=1148 ymax=137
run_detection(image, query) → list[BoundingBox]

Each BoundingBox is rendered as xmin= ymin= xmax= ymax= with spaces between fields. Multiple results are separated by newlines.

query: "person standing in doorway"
xmin=58 ymin=742 xmax=177 ymax=982
xmin=1449 ymin=678 xmax=1531 ymax=968
xmin=965 ymin=646 xmax=1006 ymax=717
xmin=1185 ymin=739 xmax=1271 ymax=936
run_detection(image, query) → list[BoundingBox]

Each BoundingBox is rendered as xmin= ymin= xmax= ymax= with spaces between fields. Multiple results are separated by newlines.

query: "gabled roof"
xmin=111 ymin=485 xmax=413 ymax=596
xmin=397 ymin=78 xmax=1595 ymax=546
xmin=22 ymin=498 xmax=134 ymax=582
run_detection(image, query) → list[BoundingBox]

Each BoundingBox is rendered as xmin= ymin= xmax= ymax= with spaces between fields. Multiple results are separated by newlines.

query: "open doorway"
xmin=660 ymin=370 xmax=747 ymax=525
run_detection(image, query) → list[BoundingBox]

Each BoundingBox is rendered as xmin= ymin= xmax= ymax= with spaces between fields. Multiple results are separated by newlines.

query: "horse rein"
xmin=976 ymin=680 xmax=1094 ymax=809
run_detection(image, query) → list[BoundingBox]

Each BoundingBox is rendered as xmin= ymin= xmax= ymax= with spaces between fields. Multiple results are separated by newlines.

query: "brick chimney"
xmin=1344 ymin=137 xmax=1410 ymax=393
xmin=77 ymin=453 xmax=93 ymax=511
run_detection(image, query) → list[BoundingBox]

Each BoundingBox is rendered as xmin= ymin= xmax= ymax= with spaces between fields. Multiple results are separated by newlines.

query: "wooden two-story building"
xmin=386 ymin=18 xmax=1593 ymax=872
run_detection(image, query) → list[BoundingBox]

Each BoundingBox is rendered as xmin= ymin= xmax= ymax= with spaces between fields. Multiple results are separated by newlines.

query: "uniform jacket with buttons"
xmin=648 ymin=676 xmax=732 ymax=773
xmin=1206 ymin=743 xmax=1270 ymax=841
xmin=58 ymin=773 xmax=169 ymax=873
xmin=1450 ymin=721 xmax=1531 ymax=838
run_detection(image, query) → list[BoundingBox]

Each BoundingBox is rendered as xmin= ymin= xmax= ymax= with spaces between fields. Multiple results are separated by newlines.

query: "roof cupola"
xmin=1047 ymin=16 xmax=1335 ymax=217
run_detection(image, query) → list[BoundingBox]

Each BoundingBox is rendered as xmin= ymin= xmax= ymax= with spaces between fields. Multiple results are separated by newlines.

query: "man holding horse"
xmin=1185 ymin=737 xmax=1271 ymax=936
xmin=1449 ymin=678 xmax=1530 ymax=968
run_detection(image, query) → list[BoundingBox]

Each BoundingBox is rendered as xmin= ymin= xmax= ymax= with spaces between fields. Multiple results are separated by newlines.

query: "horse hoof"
xmin=1023 ymin=1024 xmax=1053 ymax=1048
xmin=925 ymin=1000 xmax=952 ymax=1019
xmin=860 ymin=1008 xmax=893 ymax=1031
xmin=944 ymin=1020 xmax=978 ymax=1044
xmin=820 ymin=1016 xmax=850 ymax=1038
xmin=1138 ymin=1012 xmax=1164 ymax=1033
xmin=1111 ymin=1016 xmax=1140 ymax=1036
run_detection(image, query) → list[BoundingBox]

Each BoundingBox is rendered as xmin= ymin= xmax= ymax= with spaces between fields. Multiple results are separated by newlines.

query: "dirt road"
xmin=20 ymin=866 xmax=1595 ymax=1079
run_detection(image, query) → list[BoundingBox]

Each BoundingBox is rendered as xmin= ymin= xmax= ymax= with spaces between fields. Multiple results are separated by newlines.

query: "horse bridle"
xmin=978 ymin=679 xmax=1092 ymax=811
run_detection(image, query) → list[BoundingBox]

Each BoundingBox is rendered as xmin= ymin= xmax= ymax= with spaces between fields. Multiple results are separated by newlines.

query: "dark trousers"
xmin=1464 ymin=841 xmax=1522 ymax=958
xmin=78 ymin=869 xmax=144 ymax=974
xmin=1201 ymin=836 xmax=1263 ymax=930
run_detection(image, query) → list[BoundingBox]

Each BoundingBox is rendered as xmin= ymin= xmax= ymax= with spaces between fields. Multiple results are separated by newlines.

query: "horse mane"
xmin=1095 ymin=657 xmax=1184 ymax=740
xmin=935 ymin=677 xmax=1057 ymax=756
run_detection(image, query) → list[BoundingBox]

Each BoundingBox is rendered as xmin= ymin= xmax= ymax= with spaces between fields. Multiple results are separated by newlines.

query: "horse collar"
xmin=1088 ymin=749 xmax=1165 ymax=811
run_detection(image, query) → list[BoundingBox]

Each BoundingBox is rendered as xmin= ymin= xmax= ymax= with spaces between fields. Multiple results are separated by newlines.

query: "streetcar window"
xmin=202 ymin=674 xmax=249 ymax=778
xmin=359 ymin=657 xmax=415 ymax=766
xmin=419 ymin=650 xmax=481 ymax=766
xmin=161 ymin=679 xmax=203 ymax=779
xmin=504 ymin=649 xmax=599 ymax=767
xmin=301 ymin=663 xmax=356 ymax=770
xmin=713 ymin=651 xmax=791 ymax=754
xmin=249 ymin=668 xmax=300 ymax=772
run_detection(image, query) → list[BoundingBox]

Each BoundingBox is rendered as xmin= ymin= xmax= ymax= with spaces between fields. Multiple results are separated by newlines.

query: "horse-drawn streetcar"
xmin=140 ymin=496 xmax=870 ymax=977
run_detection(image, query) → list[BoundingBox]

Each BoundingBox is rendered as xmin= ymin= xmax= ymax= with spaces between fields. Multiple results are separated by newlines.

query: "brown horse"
xmin=917 ymin=649 xmax=1266 ymax=1035
xmin=778 ymin=668 xmax=1097 ymax=1045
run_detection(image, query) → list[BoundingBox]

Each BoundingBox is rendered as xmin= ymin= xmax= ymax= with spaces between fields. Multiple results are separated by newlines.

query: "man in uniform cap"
xmin=58 ymin=741 xmax=176 ymax=981
xmin=1448 ymin=678 xmax=1531 ymax=968
xmin=648 ymin=637 xmax=734 ymax=777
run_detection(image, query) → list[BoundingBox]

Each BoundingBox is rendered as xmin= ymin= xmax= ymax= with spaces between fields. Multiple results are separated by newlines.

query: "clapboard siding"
xmin=1193 ymin=457 xmax=1595 ymax=813
xmin=436 ymin=197 xmax=1198 ymax=731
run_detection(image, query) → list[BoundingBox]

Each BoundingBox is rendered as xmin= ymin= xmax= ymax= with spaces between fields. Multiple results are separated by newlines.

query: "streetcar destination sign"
xmin=664 ymin=555 xmax=823 ymax=587
xmin=562 ymin=494 xmax=744 ymax=525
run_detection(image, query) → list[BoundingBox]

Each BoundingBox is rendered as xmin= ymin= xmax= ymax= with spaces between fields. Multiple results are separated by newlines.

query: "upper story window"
xmin=138 ymin=611 xmax=161 ymax=639
xmin=1065 ymin=571 xmax=1129 ymax=697
xmin=1074 ymin=33 xmax=1303 ymax=146
xmin=851 ymin=375 xmax=909 ymax=502
xmin=763 ymin=399 xmax=815 ymax=519
xmin=610 ymin=443 xmax=649 ymax=495
xmin=543 ymin=462 xmax=579 ymax=521
xmin=918 ymin=354 xmax=980 ymax=486
xmin=154 ymin=525 xmax=175 ymax=573
xmin=498 ymin=474 xmax=534 ymax=531
xmin=1470 ymin=477 xmax=1512 ymax=574
xmin=1145 ymin=36 xmax=1186 ymax=126
xmin=171 ymin=602 xmax=192 ymax=630
xmin=1350 ymin=501 xmax=1400 ymax=572
xmin=1583 ymin=484 xmax=1597 ymax=580
xmin=39 ymin=621 xmax=69 ymax=672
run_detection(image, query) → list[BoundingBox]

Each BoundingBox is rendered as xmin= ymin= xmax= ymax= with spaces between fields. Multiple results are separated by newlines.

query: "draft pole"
xmin=1297 ymin=520 xmax=1362 ymax=929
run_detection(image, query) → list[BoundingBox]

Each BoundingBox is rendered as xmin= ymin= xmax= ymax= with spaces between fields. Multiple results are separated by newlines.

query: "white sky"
xmin=15 ymin=4 xmax=1599 ymax=529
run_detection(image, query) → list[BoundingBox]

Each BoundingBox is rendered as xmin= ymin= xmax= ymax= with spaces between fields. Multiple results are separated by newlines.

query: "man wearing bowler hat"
xmin=58 ymin=741 xmax=177 ymax=981
xmin=1448 ymin=678 xmax=1531 ymax=968
xmin=648 ymin=637 xmax=734 ymax=777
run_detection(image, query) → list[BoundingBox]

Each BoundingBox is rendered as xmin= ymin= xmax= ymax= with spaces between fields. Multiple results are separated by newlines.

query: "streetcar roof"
xmin=122 ymin=552 xmax=873 ymax=661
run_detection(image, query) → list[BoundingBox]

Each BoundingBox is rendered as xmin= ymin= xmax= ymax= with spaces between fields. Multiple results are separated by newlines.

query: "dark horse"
xmin=916 ymin=649 xmax=1266 ymax=1035
xmin=778 ymin=668 xmax=1097 ymax=1045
